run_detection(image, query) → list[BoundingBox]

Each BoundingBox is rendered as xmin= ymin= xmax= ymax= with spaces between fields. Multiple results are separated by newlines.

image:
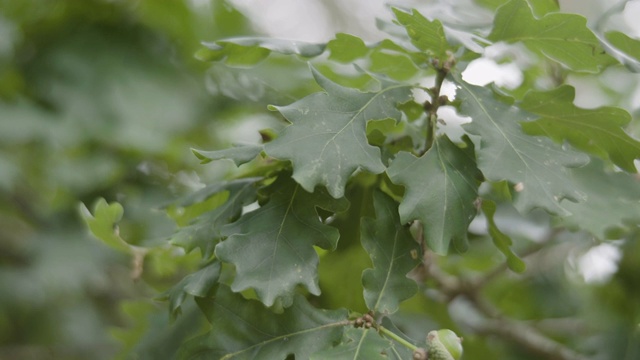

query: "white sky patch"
xmin=462 ymin=58 xmax=523 ymax=89
xmin=572 ymin=243 xmax=622 ymax=284
xmin=624 ymin=1 xmax=640 ymax=36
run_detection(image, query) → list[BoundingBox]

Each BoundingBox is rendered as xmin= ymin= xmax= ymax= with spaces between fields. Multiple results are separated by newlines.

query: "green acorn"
xmin=426 ymin=329 xmax=463 ymax=360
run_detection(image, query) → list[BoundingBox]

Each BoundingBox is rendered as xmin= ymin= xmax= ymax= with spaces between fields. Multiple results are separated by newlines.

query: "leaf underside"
xmin=310 ymin=328 xmax=393 ymax=360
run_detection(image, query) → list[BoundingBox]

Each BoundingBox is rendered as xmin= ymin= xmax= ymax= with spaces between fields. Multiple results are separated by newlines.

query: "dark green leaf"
xmin=560 ymin=159 xmax=640 ymax=239
xmin=180 ymin=285 xmax=348 ymax=359
xmin=265 ymin=66 xmax=412 ymax=198
xmin=170 ymin=179 xmax=259 ymax=257
xmin=520 ymin=85 xmax=639 ymax=172
xmin=215 ymin=175 xmax=349 ymax=307
xmin=387 ymin=136 xmax=482 ymax=254
xmin=361 ymin=191 xmax=420 ymax=314
xmin=489 ymin=0 xmax=612 ymax=72
xmin=392 ymin=8 xmax=449 ymax=60
xmin=162 ymin=260 xmax=221 ymax=318
xmin=310 ymin=328 xmax=393 ymax=360
xmin=454 ymin=74 xmax=589 ymax=215
xmin=481 ymin=200 xmax=526 ymax=273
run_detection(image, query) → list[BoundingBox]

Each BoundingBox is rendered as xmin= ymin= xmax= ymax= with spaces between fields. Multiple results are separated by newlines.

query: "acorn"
xmin=426 ymin=329 xmax=463 ymax=360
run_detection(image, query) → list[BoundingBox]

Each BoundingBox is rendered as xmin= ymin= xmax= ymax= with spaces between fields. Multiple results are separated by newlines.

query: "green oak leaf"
xmin=560 ymin=159 xmax=640 ymax=239
xmin=361 ymin=191 xmax=420 ymax=314
xmin=454 ymin=74 xmax=589 ymax=215
xmin=481 ymin=200 xmax=526 ymax=273
xmin=160 ymin=260 xmax=221 ymax=318
xmin=369 ymin=39 xmax=420 ymax=81
xmin=392 ymin=8 xmax=449 ymax=60
xmin=180 ymin=285 xmax=347 ymax=359
xmin=265 ymin=66 xmax=412 ymax=198
xmin=192 ymin=145 xmax=263 ymax=166
xmin=215 ymin=175 xmax=349 ymax=307
xmin=327 ymin=33 xmax=370 ymax=63
xmin=197 ymin=37 xmax=326 ymax=66
xmin=80 ymin=198 xmax=131 ymax=253
xmin=489 ymin=0 xmax=612 ymax=72
xmin=520 ymin=85 xmax=639 ymax=172
xmin=170 ymin=179 xmax=259 ymax=257
xmin=603 ymin=31 xmax=640 ymax=72
xmin=387 ymin=136 xmax=482 ymax=255
xmin=310 ymin=328 xmax=393 ymax=360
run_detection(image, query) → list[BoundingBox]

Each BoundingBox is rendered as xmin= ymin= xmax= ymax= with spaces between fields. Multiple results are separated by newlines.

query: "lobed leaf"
xmin=80 ymin=198 xmax=131 ymax=253
xmin=361 ymin=191 xmax=420 ymax=315
xmin=387 ymin=136 xmax=482 ymax=255
xmin=454 ymin=73 xmax=589 ymax=215
xmin=392 ymin=8 xmax=450 ymax=60
xmin=161 ymin=260 xmax=221 ymax=318
xmin=180 ymin=285 xmax=348 ymax=359
xmin=560 ymin=159 xmax=640 ymax=239
xmin=265 ymin=66 xmax=412 ymax=198
xmin=489 ymin=0 xmax=612 ymax=72
xmin=520 ymin=85 xmax=640 ymax=172
xmin=197 ymin=37 xmax=326 ymax=66
xmin=310 ymin=328 xmax=393 ymax=360
xmin=327 ymin=33 xmax=370 ymax=63
xmin=215 ymin=175 xmax=349 ymax=307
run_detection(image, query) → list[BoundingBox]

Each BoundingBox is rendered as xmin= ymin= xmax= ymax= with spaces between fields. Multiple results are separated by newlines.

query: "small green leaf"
xmin=310 ymin=328 xmax=393 ymax=360
xmin=369 ymin=40 xmax=420 ymax=81
xmin=603 ymin=31 xmax=640 ymax=72
xmin=361 ymin=191 xmax=420 ymax=315
xmin=520 ymin=85 xmax=639 ymax=172
xmin=198 ymin=37 xmax=326 ymax=66
xmin=392 ymin=8 xmax=449 ymax=60
xmin=265 ymin=65 xmax=412 ymax=198
xmin=215 ymin=175 xmax=349 ymax=307
xmin=387 ymin=136 xmax=482 ymax=255
xmin=489 ymin=0 xmax=612 ymax=72
xmin=454 ymin=73 xmax=589 ymax=215
xmin=179 ymin=285 xmax=348 ymax=359
xmin=80 ymin=198 xmax=131 ymax=253
xmin=560 ymin=159 xmax=640 ymax=239
xmin=161 ymin=260 xmax=221 ymax=318
xmin=327 ymin=33 xmax=370 ymax=63
xmin=192 ymin=145 xmax=263 ymax=166
xmin=481 ymin=200 xmax=526 ymax=273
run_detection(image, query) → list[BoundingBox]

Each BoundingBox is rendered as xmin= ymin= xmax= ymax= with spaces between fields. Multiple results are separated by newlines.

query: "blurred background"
xmin=1 ymin=0 xmax=639 ymax=359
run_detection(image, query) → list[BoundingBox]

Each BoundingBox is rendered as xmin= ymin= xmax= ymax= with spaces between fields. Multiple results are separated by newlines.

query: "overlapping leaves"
xmin=215 ymin=175 xmax=349 ymax=307
xmin=179 ymin=285 xmax=348 ymax=359
xmin=265 ymin=66 xmax=412 ymax=198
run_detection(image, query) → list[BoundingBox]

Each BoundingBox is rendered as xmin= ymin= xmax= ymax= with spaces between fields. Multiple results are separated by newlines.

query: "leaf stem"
xmin=379 ymin=325 xmax=418 ymax=351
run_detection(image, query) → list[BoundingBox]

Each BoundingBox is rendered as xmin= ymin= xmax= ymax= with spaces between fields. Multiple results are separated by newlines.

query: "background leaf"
xmin=192 ymin=145 xmax=263 ymax=166
xmin=387 ymin=136 xmax=482 ymax=254
xmin=265 ymin=66 xmax=412 ymax=198
xmin=180 ymin=285 xmax=348 ymax=359
xmin=520 ymin=85 xmax=639 ymax=172
xmin=198 ymin=37 xmax=326 ymax=66
xmin=361 ymin=191 xmax=420 ymax=315
xmin=489 ymin=0 xmax=612 ymax=72
xmin=454 ymin=74 xmax=589 ymax=215
xmin=215 ymin=175 xmax=349 ymax=307
xmin=481 ymin=200 xmax=526 ymax=273
xmin=392 ymin=8 xmax=450 ymax=60
xmin=80 ymin=199 xmax=131 ymax=253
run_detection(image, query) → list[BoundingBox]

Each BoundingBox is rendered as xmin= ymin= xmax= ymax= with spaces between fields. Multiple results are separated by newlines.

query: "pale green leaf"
xmin=310 ymin=328 xmax=393 ymax=360
xmin=560 ymin=159 xmax=640 ymax=239
xmin=180 ymin=285 xmax=348 ymax=359
xmin=489 ymin=0 xmax=612 ymax=72
xmin=454 ymin=74 xmax=589 ymax=215
xmin=481 ymin=200 xmax=526 ymax=273
xmin=369 ymin=39 xmax=420 ymax=81
xmin=265 ymin=66 xmax=412 ymax=198
xmin=327 ymin=33 xmax=370 ymax=63
xmin=198 ymin=37 xmax=326 ymax=66
xmin=520 ymin=85 xmax=639 ymax=172
xmin=603 ymin=31 xmax=640 ymax=72
xmin=215 ymin=175 xmax=349 ymax=307
xmin=392 ymin=8 xmax=449 ymax=60
xmin=387 ymin=136 xmax=482 ymax=255
xmin=80 ymin=198 xmax=131 ymax=253
xmin=361 ymin=191 xmax=420 ymax=315
xmin=192 ymin=145 xmax=263 ymax=166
